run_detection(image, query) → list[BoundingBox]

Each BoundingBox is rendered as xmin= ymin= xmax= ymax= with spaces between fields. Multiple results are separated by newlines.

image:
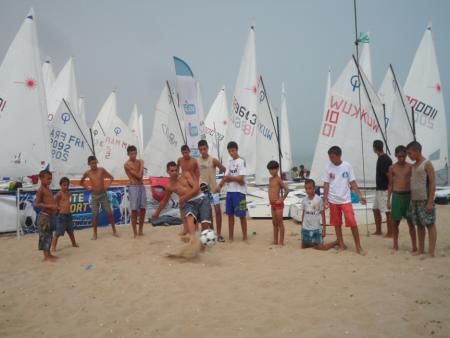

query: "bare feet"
xmin=356 ymin=248 xmax=366 ymax=256
xmin=420 ymin=254 xmax=434 ymax=260
xmin=384 ymin=233 xmax=393 ymax=238
xmin=72 ymin=244 xmax=79 ymax=248
xmin=411 ymin=251 xmax=420 ymax=256
xmin=112 ymin=232 xmax=119 ymax=238
xmin=180 ymin=234 xmax=190 ymax=243
xmin=372 ymin=231 xmax=382 ymax=236
xmin=43 ymin=256 xmax=57 ymax=262
xmin=91 ymin=234 xmax=97 ymax=240
xmin=138 ymin=232 xmax=144 ymax=236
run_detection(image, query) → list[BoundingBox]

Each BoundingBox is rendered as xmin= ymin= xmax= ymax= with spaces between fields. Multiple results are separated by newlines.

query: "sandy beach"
xmin=1 ymin=206 xmax=449 ymax=338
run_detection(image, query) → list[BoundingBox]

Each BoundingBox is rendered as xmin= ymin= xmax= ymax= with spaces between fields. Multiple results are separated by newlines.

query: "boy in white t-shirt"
xmin=301 ymin=179 xmax=338 ymax=250
xmin=322 ymin=146 xmax=366 ymax=255
xmin=216 ymin=141 xmax=247 ymax=241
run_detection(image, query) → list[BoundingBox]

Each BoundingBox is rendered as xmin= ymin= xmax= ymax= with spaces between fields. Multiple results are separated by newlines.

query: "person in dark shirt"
xmin=372 ymin=140 xmax=393 ymax=237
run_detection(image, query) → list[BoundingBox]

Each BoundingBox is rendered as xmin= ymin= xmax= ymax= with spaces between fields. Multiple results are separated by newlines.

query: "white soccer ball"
xmin=200 ymin=229 xmax=217 ymax=247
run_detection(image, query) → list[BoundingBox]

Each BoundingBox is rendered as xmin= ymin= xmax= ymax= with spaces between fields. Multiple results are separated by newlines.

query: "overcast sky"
xmin=1 ymin=0 xmax=449 ymax=167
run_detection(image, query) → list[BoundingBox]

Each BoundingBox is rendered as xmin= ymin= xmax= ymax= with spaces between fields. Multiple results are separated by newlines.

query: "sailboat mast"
xmin=389 ymin=64 xmax=415 ymax=135
xmin=166 ymin=80 xmax=187 ymax=145
xmin=62 ymin=98 xmax=94 ymax=155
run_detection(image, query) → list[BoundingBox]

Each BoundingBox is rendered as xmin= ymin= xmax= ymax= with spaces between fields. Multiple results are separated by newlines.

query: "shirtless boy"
xmin=152 ymin=161 xmax=211 ymax=242
xmin=35 ymin=170 xmax=58 ymax=262
xmin=267 ymin=160 xmax=288 ymax=245
xmin=387 ymin=145 xmax=417 ymax=253
xmin=51 ymin=177 xmax=79 ymax=251
xmin=80 ymin=155 xmax=118 ymax=239
xmin=124 ymin=145 xmax=146 ymax=238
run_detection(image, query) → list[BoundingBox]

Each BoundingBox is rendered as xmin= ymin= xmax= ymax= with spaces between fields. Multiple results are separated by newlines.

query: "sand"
xmin=1 ymin=206 xmax=450 ymax=338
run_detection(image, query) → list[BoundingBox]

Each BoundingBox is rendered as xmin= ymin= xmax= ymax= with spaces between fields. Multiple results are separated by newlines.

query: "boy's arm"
xmin=425 ymin=161 xmax=436 ymax=212
xmin=54 ymin=192 xmax=62 ymax=211
xmin=213 ymin=158 xmax=226 ymax=173
xmin=194 ymin=161 xmax=200 ymax=180
xmin=281 ymin=178 xmax=289 ymax=200
xmin=321 ymin=209 xmax=326 ymax=237
xmin=80 ymin=172 xmax=90 ymax=190
xmin=180 ymin=171 xmax=200 ymax=204
xmin=139 ymin=160 xmax=145 ymax=178
xmin=323 ymin=182 xmax=330 ymax=208
xmin=124 ymin=162 xmax=141 ymax=180
xmin=103 ymin=168 xmax=114 ymax=187
xmin=152 ymin=188 xmax=173 ymax=219
xmin=350 ymin=181 xmax=366 ymax=205
xmin=226 ymin=175 xmax=245 ymax=185
xmin=387 ymin=165 xmax=394 ymax=209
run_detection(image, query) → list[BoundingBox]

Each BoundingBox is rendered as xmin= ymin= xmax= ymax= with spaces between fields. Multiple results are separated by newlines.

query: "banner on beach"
xmin=17 ymin=187 xmax=129 ymax=234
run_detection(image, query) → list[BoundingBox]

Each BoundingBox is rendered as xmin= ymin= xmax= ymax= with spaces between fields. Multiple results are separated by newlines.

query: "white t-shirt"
xmin=302 ymin=195 xmax=323 ymax=231
xmin=322 ymin=161 xmax=355 ymax=204
xmin=226 ymin=157 xmax=247 ymax=194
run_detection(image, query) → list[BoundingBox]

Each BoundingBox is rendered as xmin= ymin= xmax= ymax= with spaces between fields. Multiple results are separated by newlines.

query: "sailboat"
xmin=0 ymin=9 xmax=50 ymax=177
xmin=128 ymin=103 xmax=144 ymax=154
xmin=143 ymin=82 xmax=186 ymax=177
xmin=92 ymin=92 xmax=138 ymax=177
xmin=224 ymin=26 xmax=258 ymax=174
xmin=203 ymin=86 xmax=229 ymax=162
xmin=42 ymin=59 xmax=55 ymax=102
xmin=404 ymin=23 xmax=449 ymax=186
xmin=78 ymin=97 xmax=87 ymax=126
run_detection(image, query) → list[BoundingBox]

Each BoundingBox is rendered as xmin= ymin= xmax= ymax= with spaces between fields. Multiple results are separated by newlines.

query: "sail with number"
xmin=255 ymin=76 xmax=279 ymax=185
xmin=0 ymin=10 xmax=50 ymax=177
xmin=404 ymin=23 xmax=448 ymax=185
xmin=224 ymin=26 xmax=258 ymax=173
xmin=310 ymin=57 xmax=386 ymax=186
xmin=204 ymin=86 xmax=229 ymax=162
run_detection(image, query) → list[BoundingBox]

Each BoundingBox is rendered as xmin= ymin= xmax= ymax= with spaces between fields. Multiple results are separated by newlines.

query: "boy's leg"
xmin=417 ymin=224 xmax=426 ymax=254
xmin=228 ymin=215 xmax=235 ymax=241
xmin=214 ymin=204 xmax=222 ymax=237
xmin=239 ymin=217 xmax=248 ymax=241
xmin=385 ymin=212 xmax=393 ymax=238
xmin=130 ymin=210 xmax=138 ymax=237
xmin=138 ymin=208 xmax=146 ymax=235
xmin=91 ymin=200 xmax=99 ymax=240
xmin=330 ymin=203 xmax=345 ymax=249
xmin=51 ymin=234 xmax=59 ymax=252
xmin=392 ymin=220 xmax=400 ymax=251
xmin=406 ymin=220 xmax=418 ymax=253
xmin=271 ymin=209 xmax=278 ymax=245
xmin=335 ymin=226 xmax=345 ymax=249
xmin=276 ymin=209 xmax=284 ymax=245
xmin=105 ymin=209 xmax=118 ymax=236
xmin=372 ymin=208 xmax=382 ymax=235
xmin=426 ymin=224 xmax=437 ymax=258
xmin=316 ymin=240 xmax=340 ymax=251
xmin=68 ymin=231 xmax=79 ymax=247
xmin=350 ymin=226 xmax=365 ymax=255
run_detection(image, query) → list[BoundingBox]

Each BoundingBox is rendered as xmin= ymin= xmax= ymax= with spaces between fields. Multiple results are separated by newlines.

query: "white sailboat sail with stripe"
xmin=225 ymin=26 xmax=258 ymax=174
xmin=255 ymin=76 xmax=279 ymax=185
xmin=42 ymin=59 xmax=55 ymax=102
xmin=0 ymin=10 xmax=50 ymax=177
xmin=280 ymin=82 xmax=293 ymax=173
xmin=128 ymin=103 xmax=143 ymax=154
xmin=143 ymin=83 xmax=185 ymax=176
xmin=204 ymin=86 xmax=229 ymax=162
xmin=404 ymin=23 xmax=448 ymax=185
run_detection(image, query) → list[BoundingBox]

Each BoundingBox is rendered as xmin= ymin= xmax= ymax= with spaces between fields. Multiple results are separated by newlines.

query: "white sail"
xmin=204 ymin=86 xmax=229 ymax=162
xmin=378 ymin=66 xmax=415 ymax=153
xmin=196 ymin=81 xmax=205 ymax=124
xmin=49 ymin=100 xmax=93 ymax=176
xmin=255 ymin=77 xmax=279 ymax=185
xmin=92 ymin=92 xmax=138 ymax=177
xmin=138 ymin=113 xmax=144 ymax=156
xmin=78 ymin=97 xmax=87 ymax=126
xmin=128 ymin=103 xmax=143 ymax=153
xmin=280 ymin=82 xmax=293 ymax=173
xmin=143 ymin=83 xmax=185 ymax=176
xmin=0 ymin=10 xmax=50 ymax=177
xmin=310 ymin=58 xmax=386 ymax=186
xmin=42 ymin=59 xmax=55 ymax=100
xmin=47 ymin=57 xmax=80 ymax=122
xmin=404 ymin=23 xmax=448 ymax=185
xmin=225 ymin=26 xmax=258 ymax=173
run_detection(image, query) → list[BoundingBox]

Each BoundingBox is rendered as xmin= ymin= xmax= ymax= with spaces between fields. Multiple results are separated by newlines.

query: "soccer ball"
xmin=200 ymin=229 xmax=217 ymax=247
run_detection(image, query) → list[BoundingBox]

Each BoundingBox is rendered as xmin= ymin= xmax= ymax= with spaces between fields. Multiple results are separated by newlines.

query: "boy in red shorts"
xmin=267 ymin=160 xmax=289 ymax=245
xmin=323 ymin=146 xmax=366 ymax=255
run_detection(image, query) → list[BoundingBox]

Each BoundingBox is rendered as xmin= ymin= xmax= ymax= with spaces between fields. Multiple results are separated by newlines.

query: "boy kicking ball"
xmin=301 ymin=179 xmax=338 ymax=250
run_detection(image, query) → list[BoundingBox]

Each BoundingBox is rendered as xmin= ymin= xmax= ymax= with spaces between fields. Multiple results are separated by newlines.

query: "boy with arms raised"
xmin=323 ymin=146 xmax=366 ymax=255
xmin=198 ymin=139 xmax=226 ymax=241
xmin=406 ymin=141 xmax=437 ymax=258
xmin=80 ymin=156 xmax=118 ymax=240
xmin=35 ymin=170 xmax=58 ymax=262
xmin=387 ymin=145 xmax=417 ymax=253
xmin=267 ymin=160 xmax=288 ymax=245
xmin=124 ymin=145 xmax=146 ymax=238
xmin=51 ymin=177 xmax=79 ymax=251
xmin=216 ymin=141 xmax=247 ymax=242
xmin=152 ymin=161 xmax=211 ymax=241
xmin=301 ymin=179 xmax=339 ymax=250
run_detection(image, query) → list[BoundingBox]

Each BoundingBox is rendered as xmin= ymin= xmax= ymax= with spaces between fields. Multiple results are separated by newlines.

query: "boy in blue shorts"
xmin=51 ymin=177 xmax=78 ymax=251
xmin=301 ymin=179 xmax=338 ymax=250
xmin=217 ymin=141 xmax=247 ymax=241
